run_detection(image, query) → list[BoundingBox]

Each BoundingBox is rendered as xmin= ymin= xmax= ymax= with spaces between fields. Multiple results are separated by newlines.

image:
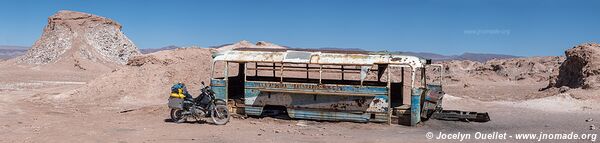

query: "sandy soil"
xmin=443 ymin=81 xmax=552 ymax=101
xmin=1 ymin=66 xmax=598 ymax=143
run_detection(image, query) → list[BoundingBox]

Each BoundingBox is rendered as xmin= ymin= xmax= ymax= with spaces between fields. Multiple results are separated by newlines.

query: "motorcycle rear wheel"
xmin=170 ymin=108 xmax=186 ymax=123
xmin=211 ymin=105 xmax=230 ymax=125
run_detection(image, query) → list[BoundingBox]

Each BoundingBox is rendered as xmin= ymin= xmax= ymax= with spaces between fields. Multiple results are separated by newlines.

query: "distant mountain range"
xmin=0 ymin=45 xmax=29 ymax=60
xmin=0 ymin=45 xmax=28 ymax=49
xmin=0 ymin=44 xmax=520 ymax=62
xmin=139 ymin=45 xmax=180 ymax=54
xmin=311 ymin=47 xmax=520 ymax=62
xmin=401 ymin=52 xmax=520 ymax=62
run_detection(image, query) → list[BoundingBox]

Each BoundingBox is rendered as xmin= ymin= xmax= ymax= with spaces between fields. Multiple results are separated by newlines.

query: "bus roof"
xmin=213 ymin=48 xmax=428 ymax=68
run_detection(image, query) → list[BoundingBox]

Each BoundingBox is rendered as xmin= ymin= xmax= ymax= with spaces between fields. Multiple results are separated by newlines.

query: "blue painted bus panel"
xmin=287 ymin=109 xmax=389 ymax=123
xmin=245 ymin=82 xmax=388 ymax=95
xmin=411 ymin=88 xmax=423 ymax=126
xmin=245 ymin=106 xmax=263 ymax=116
xmin=244 ymin=81 xmax=390 ymax=122
xmin=210 ymin=79 xmax=227 ymax=100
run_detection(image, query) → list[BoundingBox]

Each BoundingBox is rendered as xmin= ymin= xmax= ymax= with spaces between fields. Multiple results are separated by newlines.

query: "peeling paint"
xmin=214 ymin=49 xmax=426 ymax=67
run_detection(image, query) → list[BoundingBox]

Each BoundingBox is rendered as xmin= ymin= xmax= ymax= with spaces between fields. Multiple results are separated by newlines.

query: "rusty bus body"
xmin=210 ymin=48 xmax=444 ymax=125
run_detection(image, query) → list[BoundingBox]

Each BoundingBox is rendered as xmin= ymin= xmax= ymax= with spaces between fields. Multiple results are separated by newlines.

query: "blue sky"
xmin=0 ymin=0 xmax=599 ymax=56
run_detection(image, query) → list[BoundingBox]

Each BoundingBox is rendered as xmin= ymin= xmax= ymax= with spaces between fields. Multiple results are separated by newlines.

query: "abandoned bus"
xmin=209 ymin=48 xmax=444 ymax=125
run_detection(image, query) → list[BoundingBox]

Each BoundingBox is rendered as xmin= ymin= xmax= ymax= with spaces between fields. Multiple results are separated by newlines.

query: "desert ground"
xmin=1 ymin=68 xmax=598 ymax=143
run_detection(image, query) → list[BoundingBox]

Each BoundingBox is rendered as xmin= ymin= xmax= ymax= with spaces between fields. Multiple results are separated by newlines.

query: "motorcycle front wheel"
xmin=211 ymin=104 xmax=230 ymax=125
xmin=170 ymin=108 xmax=186 ymax=123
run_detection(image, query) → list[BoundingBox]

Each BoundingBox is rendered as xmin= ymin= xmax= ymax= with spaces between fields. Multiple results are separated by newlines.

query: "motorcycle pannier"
xmin=168 ymin=97 xmax=184 ymax=109
xmin=170 ymin=83 xmax=185 ymax=99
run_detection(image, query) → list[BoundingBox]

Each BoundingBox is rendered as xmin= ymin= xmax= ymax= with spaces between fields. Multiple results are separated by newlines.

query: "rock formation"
xmin=548 ymin=43 xmax=600 ymax=89
xmin=18 ymin=10 xmax=140 ymax=65
xmin=437 ymin=56 xmax=564 ymax=82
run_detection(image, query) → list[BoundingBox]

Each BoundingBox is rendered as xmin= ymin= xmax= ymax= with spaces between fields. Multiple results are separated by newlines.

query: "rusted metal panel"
xmin=421 ymin=84 xmax=445 ymax=119
xmin=431 ymin=110 xmax=490 ymax=122
xmin=315 ymin=53 xmax=387 ymax=65
xmin=213 ymin=49 xmax=427 ymax=67
xmin=390 ymin=55 xmax=426 ymax=68
xmin=424 ymin=84 xmax=444 ymax=103
xmin=244 ymin=81 xmax=390 ymax=122
xmin=367 ymin=96 xmax=389 ymax=112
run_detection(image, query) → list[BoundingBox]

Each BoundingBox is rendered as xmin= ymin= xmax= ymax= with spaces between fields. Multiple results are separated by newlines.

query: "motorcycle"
xmin=168 ymin=81 xmax=230 ymax=125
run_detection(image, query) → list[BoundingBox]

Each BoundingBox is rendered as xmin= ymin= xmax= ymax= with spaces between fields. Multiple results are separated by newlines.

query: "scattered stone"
xmin=229 ymin=114 xmax=246 ymax=119
xmin=559 ymin=86 xmax=570 ymax=93
xmin=126 ymin=55 xmax=172 ymax=66
xmin=586 ymin=118 xmax=593 ymax=122
xmin=119 ymin=109 xmax=135 ymax=113
xmin=590 ymin=125 xmax=596 ymax=130
xmin=274 ymin=129 xmax=280 ymax=133
xmin=74 ymin=60 xmax=86 ymax=70
xmin=296 ymin=121 xmax=308 ymax=127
